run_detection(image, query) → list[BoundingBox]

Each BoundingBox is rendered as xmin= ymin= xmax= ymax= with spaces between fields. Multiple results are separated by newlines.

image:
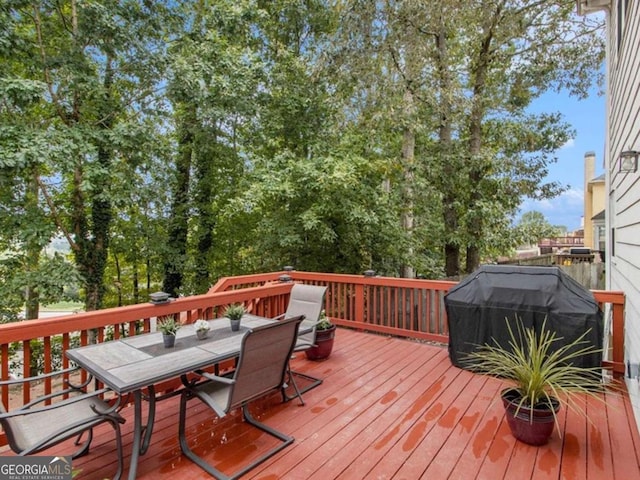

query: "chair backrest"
xmin=227 ymin=315 xmax=304 ymax=410
xmin=284 ymin=284 xmax=327 ymax=346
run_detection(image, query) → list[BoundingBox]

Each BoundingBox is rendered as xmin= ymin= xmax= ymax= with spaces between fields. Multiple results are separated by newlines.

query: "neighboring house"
xmin=577 ymin=0 xmax=640 ymax=430
xmin=582 ymin=151 xmax=606 ymax=253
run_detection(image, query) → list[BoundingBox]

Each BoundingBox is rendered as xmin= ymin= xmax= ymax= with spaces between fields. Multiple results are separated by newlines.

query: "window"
xmin=618 ymin=0 xmax=624 ymax=53
xmin=611 ymin=228 xmax=616 ymax=257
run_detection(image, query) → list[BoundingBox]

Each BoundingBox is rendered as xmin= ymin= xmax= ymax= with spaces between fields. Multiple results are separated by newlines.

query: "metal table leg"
xmin=140 ymin=385 xmax=156 ymax=454
xmin=127 ymin=386 xmax=157 ymax=479
xmin=128 ymin=390 xmax=142 ymax=480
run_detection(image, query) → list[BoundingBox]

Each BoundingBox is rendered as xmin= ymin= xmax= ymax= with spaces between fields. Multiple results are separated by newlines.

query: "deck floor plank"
xmin=250 ymin=338 xmax=439 ymax=479
xmin=415 ymin=375 xmax=502 ymax=479
xmin=3 ymin=328 xmax=639 ymax=480
xmin=305 ymin=348 xmax=451 ymax=480
xmin=295 ymin=344 xmax=448 ymax=479
xmin=333 ymin=348 xmax=460 ymax=479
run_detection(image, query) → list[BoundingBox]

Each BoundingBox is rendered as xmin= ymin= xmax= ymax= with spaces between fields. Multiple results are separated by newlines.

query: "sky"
xmin=517 ymin=85 xmax=606 ymax=232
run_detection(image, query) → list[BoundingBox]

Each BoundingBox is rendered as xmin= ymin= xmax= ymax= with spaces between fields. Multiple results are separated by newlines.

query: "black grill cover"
xmin=444 ymin=265 xmax=603 ymax=369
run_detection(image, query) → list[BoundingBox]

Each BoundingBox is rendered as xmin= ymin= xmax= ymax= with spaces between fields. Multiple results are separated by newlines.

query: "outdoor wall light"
xmin=619 ymin=150 xmax=639 ymax=173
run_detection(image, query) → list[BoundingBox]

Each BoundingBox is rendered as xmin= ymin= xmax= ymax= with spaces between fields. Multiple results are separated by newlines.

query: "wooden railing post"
xmin=612 ymin=301 xmax=625 ymax=377
xmin=354 ymin=283 xmax=365 ymax=329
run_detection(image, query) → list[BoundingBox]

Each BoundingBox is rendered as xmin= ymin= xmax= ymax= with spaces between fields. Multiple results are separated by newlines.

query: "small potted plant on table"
xmin=194 ymin=319 xmax=211 ymax=340
xmin=305 ymin=310 xmax=336 ymax=361
xmin=224 ymin=304 xmax=246 ymax=332
xmin=158 ymin=315 xmax=181 ymax=348
xmin=463 ymin=317 xmax=615 ymax=446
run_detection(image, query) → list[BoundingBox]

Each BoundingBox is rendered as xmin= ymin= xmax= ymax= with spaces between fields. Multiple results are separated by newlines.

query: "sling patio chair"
xmin=0 ymin=367 xmax=125 ymax=480
xmin=274 ymin=283 xmax=327 ymax=405
xmin=178 ymin=315 xmax=304 ymax=480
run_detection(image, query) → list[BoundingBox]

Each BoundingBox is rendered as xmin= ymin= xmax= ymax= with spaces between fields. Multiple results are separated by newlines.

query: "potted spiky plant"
xmin=224 ymin=304 xmax=246 ymax=332
xmin=158 ymin=315 xmax=181 ymax=348
xmin=463 ymin=317 xmax=613 ymax=446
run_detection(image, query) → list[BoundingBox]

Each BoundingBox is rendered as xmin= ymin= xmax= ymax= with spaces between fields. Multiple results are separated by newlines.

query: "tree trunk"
xmin=24 ymin=172 xmax=41 ymax=319
xmin=133 ymin=263 xmax=139 ymax=304
xmin=163 ymin=104 xmax=194 ymax=296
xmin=400 ymin=88 xmax=415 ymax=279
xmin=193 ymin=138 xmax=215 ymax=293
xmin=114 ymin=252 xmax=122 ymax=306
xmin=83 ymin=57 xmax=114 ymax=311
xmin=464 ymin=6 xmax=498 ymax=274
xmin=435 ymin=19 xmax=460 ymax=278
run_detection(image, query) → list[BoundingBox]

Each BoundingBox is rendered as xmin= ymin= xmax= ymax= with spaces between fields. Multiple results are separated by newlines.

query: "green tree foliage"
xmin=330 ymin=0 xmax=603 ymax=277
xmin=514 ymin=211 xmax=562 ymax=247
xmin=1 ymin=1 xmax=175 ymax=314
xmin=0 ymin=1 xmax=605 ymax=311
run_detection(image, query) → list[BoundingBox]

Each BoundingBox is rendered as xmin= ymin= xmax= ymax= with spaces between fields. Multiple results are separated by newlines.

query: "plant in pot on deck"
xmin=224 ymin=304 xmax=246 ymax=332
xmin=305 ymin=310 xmax=337 ymax=361
xmin=158 ymin=315 xmax=181 ymax=348
xmin=463 ymin=317 xmax=614 ymax=446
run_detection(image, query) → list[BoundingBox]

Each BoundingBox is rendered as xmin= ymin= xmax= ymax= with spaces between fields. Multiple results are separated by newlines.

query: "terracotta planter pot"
xmin=501 ymin=388 xmax=560 ymax=446
xmin=305 ymin=325 xmax=336 ymax=361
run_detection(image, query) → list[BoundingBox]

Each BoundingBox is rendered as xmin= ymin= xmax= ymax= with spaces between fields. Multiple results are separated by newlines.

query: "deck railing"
xmin=0 ymin=270 xmax=626 ymax=446
xmin=210 ymin=270 xmax=625 ymax=376
xmin=0 ymin=282 xmax=293 ymax=411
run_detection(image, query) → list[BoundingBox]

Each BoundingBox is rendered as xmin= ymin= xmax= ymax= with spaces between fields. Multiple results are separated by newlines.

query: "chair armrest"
xmin=195 ymin=370 xmax=235 ymax=385
xmin=1 ymin=388 xmax=119 ymax=419
xmin=0 ymin=367 xmax=80 ymax=386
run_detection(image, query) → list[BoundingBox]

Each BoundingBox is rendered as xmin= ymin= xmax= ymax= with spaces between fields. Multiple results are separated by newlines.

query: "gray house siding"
xmin=605 ymin=0 xmax=640 ymax=429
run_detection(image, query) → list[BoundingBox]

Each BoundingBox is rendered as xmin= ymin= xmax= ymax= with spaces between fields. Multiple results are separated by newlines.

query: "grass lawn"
xmin=40 ymin=301 xmax=84 ymax=311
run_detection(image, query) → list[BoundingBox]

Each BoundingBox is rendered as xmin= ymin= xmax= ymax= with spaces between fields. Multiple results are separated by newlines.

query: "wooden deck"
xmin=4 ymin=327 xmax=640 ymax=479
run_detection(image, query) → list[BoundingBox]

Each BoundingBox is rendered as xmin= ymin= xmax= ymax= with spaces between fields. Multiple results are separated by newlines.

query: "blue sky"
xmin=518 ymin=85 xmax=606 ymax=232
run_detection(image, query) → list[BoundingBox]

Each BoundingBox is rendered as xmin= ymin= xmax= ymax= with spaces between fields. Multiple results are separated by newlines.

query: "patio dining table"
xmin=66 ymin=314 xmax=274 ymax=480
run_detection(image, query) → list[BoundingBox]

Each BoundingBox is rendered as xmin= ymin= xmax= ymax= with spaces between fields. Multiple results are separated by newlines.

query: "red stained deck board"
xmin=414 ymin=375 xmax=503 ymax=479
xmin=333 ymin=349 xmax=462 ymax=479
xmin=363 ymin=367 xmax=488 ymax=479
xmin=584 ymin=394 xmax=615 ymax=480
xmin=3 ymin=328 xmax=640 ymax=480
xmin=606 ymin=388 xmax=640 ymax=480
xmin=249 ymin=338 xmax=442 ymax=478
xmin=304 ymin=349 xmax=452 ymax=480
xmin=529 ymin=412 xmax=568 ymax=480
xmin=287 ymin=345 xmax=450 ymax=479
xmin=559 ymin=396 xmax=589 ymax=480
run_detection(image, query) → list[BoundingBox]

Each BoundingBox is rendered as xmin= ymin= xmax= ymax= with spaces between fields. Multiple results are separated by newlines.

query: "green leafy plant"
xmin=223 ymin=304 xmax=246 ymax=320
xmin=463 ymin=317 xmax=613 ymax=424
xmin=157 ymin=315 xmax=181 ymax=336
xmin=316 ymin=309 xmax=334 ymax=331
xmin=9 ymin=335 xmax=81 ymax=377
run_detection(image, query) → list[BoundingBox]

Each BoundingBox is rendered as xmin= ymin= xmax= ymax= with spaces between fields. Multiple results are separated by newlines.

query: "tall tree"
xmin=331 ymin=0 xmax=603 ymax=277
xmin=1 ymin=1 xmax=172 ymax=311
xmin=458 ymin=0 xmax=603 ymax=273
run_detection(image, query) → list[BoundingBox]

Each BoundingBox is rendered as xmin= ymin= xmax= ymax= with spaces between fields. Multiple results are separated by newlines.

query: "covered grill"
xmin=444 ymin=265 xmax=603 ymax=369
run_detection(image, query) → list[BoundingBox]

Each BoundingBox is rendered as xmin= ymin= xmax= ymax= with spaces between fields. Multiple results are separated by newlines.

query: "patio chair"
xmin=178 ymin=315 xmax=304 ymax=480
xmin=274 ymin=283 xmax=327 ymax=405
xmin=0 ymin=367 xmax=125 ymax=480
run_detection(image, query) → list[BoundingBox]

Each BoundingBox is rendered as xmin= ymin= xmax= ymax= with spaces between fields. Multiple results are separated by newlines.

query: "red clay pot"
xmin=305 ymin=325 xmax=336 ymax=361
xmin=501 ymin=388 xmax=560 ymax=446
